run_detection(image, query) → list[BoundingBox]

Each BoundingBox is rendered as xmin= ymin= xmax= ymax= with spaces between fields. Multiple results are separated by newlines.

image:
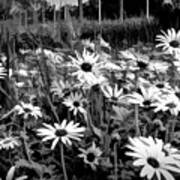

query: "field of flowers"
xmin=1 ymin=27 xmax=180 ymax=180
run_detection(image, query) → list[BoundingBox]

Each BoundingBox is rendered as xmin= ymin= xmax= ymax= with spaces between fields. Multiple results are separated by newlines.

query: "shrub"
xmin=78 ymin=17 xmax=160 ymax=49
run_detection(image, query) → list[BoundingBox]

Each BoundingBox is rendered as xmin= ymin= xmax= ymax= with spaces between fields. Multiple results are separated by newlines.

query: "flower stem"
xmin=60 ymin=143 xmax=68 ymax=180
xmin=170 ymin=117 xmax=177 ymax=141
xmin=114 ymin=142 xmax=118 ymax=180
xmin=165 ymin=123 xmax=170 ymax=143
xmin=135 ymin=104 xmax=140 ymax=136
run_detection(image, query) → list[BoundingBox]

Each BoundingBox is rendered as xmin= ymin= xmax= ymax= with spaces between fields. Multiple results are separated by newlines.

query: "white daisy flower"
xmin=0 ymin=63 xmax=7 ymax=79
xmin=78 ymin=142 xmax=102 ymax=170
xmin=14 ymin=102 xmax=42 ymax=119
xmin=148 ymin=60 xmax=170 ymax=73
xmin=127 ymin=85 xmax=160 ymax=108
xmin=81 ymin=39 xmax=95 ymax=51
xmin=16 ymin=69 xmax=28 ymax=77
xmin=101 ymin=84 xmax=126 ymax=103
xmin=0 ymin=136 xmax=20 ymax=150
xmin=156 ymin=28 xmax=180 ymax=56
xmin=153 ymin=80 xmax=172 ymax=94
xmin=126 ymin=136 xmax=180 ymax=180
xmin=163 ymin=143 xmax=180 ymax=167
xmin=63 ymin=92 xmax=87 ymax=116
xmin=67 ymin=49 xmax=108 ymax=85
xmin=153 ymin=94 xmax=180 ymax=116
xmin=119 ymin=50 xmax=136 ymax=60
xmin=119 ymin=50 xmax=149 ymax=71
xmin=37 ymin=119 xmax=86 ymax=150
xmin=50 ymin=79 xmax=72 ymax=99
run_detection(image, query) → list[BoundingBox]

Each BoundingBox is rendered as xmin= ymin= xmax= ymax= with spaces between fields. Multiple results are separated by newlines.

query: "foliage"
xmin=79 ymin=17 xmax=159 ymax=48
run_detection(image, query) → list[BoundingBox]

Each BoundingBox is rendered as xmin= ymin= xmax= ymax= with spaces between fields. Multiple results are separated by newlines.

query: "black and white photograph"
xmin=0 ymin=0 xmax=180 ymax=180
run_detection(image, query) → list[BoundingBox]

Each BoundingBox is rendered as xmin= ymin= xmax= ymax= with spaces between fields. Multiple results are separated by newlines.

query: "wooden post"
xmin=78 ymin=0 xmax=83 ymax=23
xmin=98 ymin=0 xmax=102 ymax=25
xmin=120 ymin=0 xmax=124 ymax=22
xmin=146 ymin=0 xmax=149 ymax=19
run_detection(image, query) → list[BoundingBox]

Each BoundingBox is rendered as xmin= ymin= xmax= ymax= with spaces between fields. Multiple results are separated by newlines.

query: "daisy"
xmin=63 ymin=92 xmax=87 ymax=116
xmin=14 ymin=102 xmax=42 ymax=119
xmin=148 ymin=60 xmax=170 ymax=73
xmin=119 ymin=50 xmax=149 ymax=71
xmin=16 ymin=69 xmax=28 ymax=77
xmin=127 ymin=85 xmax=160 ymax=108
xmin=153 ymin=94 xmax=180 ymax=116
xmin=153 ymin=80 xmax=172 ymax=94
xmin=78 ymin=142 xmax=102 ymax=170
xmin=119 ymin=50 xmax=136 ymax=60
xmin=76 ymin=75 xmax=108 ymax=90
xmin=0 ymin=63 xmax=7 ymax=79
xmin=0 ymin=53 xmax=7 ymax=64
xmin=163 ymin=143 xmax=180 ymax=167
xmin=67 ymin=48 xmax=107 ymax=85
xmin=101 ymin=84 xmax=126 ymax=103
xmin=126 ymin=136 xmax=180 ymax=180
xmin=0 ymin=136 xmax=20 ymax=150
xmin=98 ymin=35 xmax=111 ymax=50
xmin=81 ymin=39 xmax=95 ymax=52
xmin=50 ymin=79 xmax=72 ymax=99
xmin=37 ymin=119 xmax=86 ymax=150
xmin=156 ymin=28 xmax=180 ymax=56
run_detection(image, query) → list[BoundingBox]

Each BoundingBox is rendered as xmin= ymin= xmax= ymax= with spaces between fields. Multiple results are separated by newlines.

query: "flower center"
xmin=73 ymin=101 xmax=80 ymax=107
xmin=143 ymin=100 xmax=151 ymax=106
xmin=23 ymin=108 xmax=31 ymax=113
xmin=147 ymin=157 xmax=160 ymax=168
xmin=3 ymin=139 xmax=12 ymax=145
xmin=111 ymin=96 xmax=118 ymax=101
xmin=87 ymin=152 xmax=96 ymax=162
xmin=169 ymin=40 xmax=180 ymax=48
xmin=156 ymin=83 xmax=164 ymax=89
xmin=137 ymin=61 xmax=147 ymax=69
xmin=55 ymin=129 xmax=67 ymax=137
xmin=166 ymin=102 xmax=176 ymax=109
xmin=81 ymin=63 xmax=92 ymax=72
xmin=175 ymin=92 xmax=180 ymax=98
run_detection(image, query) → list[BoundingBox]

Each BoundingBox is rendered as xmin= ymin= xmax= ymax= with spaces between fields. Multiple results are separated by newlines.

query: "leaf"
xmin=91 ymin=123 xmax=102 ymax=138
xmin=6 ymin=166 xmax=16 ymax=180
xmin=15 ymin=176 xmax=28 ymax=180
xmin=111 ymin=105 xmax=131 ymax=122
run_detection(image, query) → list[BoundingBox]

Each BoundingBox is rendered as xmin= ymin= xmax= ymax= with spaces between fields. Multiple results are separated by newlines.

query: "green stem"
xmin=114 ymin=142 xmax=118 ymax=180
xmin=165 ymin=123 xmax=170 ymax=143
xmin=22 ymin=125 xmax=32 ymax=163
xmin=170 ymin=117 xmax=177 ymax=142
xmin=135 ymin=104 xmax=140 ymax=136
xmin=60 ymin=143 xmax=68 ymax=180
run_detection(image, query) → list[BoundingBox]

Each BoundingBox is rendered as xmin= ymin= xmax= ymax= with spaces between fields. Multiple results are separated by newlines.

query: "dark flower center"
xmin=166 ymin=103 xmax=176 ymax=108
xmin=169 ymin=40 xmax=180 ymax=48
xmin=81 ymin=63 xmax=92 ymax=72
xmin=55 ymin=129 xmax=67 ymax=137
xmin=23 ymin=108 xmax=31 ymax=113
xmin=87 ymin=152 xmax=96 ymax=162
xmin=73 ymin=101 xmax=80 ymax=107
xmin=111 ymin=96 xmax=118 ymax=101
xmin=3 ymin=139 xmax=12 ymax=145
xmin=147 ymin=157 xmax=160 ymax=168
xmin=143 ymin=100 xmax=151 ymax=106
xmin=156 ymin=83 xmax=164 ymax=89
xmin=175 ymin=92 xmax=180 ymax=98
xmin=137 ymin=61 xmax=147 ymax=69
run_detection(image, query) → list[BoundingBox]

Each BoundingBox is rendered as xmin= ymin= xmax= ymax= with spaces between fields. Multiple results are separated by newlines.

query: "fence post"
xmin=78 ymin=0 xmax=83 ymax=23
xmin=98 ymin=0 xmax=102 ymax=25
xmin=146 ymin=0 xmax=149 ymax=19
xmin=120 ymin=0 xmax=124 ymax=22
